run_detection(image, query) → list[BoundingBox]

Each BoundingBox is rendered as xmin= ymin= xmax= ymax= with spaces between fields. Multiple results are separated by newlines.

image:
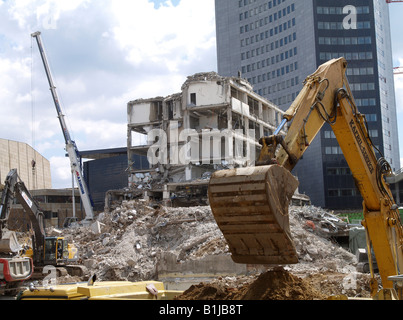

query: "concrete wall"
xmin=156 ymin=252 xmax=248 ymax=291
xmin=0 ymin=138 xmax=51 ymax=190
xmin=185 ymin=82 xmax=227 ymax=107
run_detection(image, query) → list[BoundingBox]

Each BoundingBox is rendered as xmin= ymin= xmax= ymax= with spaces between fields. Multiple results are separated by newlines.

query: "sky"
xmin=0 ymin=0 xmax=403 ymax=189
xmin=0 ymin=0 xmax=216 ymax=188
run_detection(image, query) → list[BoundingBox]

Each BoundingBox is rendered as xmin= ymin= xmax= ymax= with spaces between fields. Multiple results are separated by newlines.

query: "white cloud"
xmin=111 ymin=0 xmax=216 ymax=72
xmin=0 ymin=57 xmax=33 ymax=143
xmin=6 ymin=0 xmax=91 ymax=30
xmin=49 ymin=155 xmax=71 ymax=189
xmin=70 ymin=118 xmax=128 ymax=150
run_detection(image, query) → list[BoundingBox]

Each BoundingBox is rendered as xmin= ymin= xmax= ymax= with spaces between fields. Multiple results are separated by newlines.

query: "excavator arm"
xmin=0 ymin=169 xmax=46 ymax=262
xmin=209 ymin=58 xmax=403 ymax=296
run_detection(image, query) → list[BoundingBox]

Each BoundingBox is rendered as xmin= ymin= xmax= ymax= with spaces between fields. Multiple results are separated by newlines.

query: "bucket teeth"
xmin=208 ymin=165 xmax=299 ymax=265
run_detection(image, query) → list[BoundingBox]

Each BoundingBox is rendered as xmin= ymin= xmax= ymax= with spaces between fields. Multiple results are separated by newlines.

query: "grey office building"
xmin=215 ymin=0 xmax=400 ymax=209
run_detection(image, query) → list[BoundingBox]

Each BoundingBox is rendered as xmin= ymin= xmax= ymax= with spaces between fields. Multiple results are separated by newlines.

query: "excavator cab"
xmin=43 ymin=237 xmax=77 ymax=265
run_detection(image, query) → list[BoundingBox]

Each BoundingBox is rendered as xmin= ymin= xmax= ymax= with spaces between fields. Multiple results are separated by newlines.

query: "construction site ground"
xmin=21 ymin=200 xmax=376 ymax=300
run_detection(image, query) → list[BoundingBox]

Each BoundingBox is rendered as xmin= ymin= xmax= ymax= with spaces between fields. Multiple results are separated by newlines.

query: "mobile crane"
xmin=1 ymin=169 xmax=85 ymax=279
xmin=209 ymin=57 xmax=403 ymax=299
xmin=31 ymin=31 xmax=94 ymax=223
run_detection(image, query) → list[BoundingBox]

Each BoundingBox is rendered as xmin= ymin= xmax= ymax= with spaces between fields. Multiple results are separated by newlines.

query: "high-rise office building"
xmin=215 ymin=0 xmax=400 ymax=209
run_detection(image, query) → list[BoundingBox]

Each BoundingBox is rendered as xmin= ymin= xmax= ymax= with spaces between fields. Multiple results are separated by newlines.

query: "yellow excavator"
xmin=209 ymin=57 xmax=403 ymax=299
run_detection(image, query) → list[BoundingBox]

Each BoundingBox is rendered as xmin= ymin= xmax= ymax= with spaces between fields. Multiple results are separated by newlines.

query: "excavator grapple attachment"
xmin=208 ymin=165 xmax=299 ymax=265
xmin=0 ymin=231 xmax=22 ymax=253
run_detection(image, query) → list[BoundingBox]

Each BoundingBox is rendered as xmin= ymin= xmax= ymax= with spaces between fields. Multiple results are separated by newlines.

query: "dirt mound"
xmin=177 ymin=268 xmax=327 ymax=300
xmin=177 ymin=283 xmax=231 ymax=300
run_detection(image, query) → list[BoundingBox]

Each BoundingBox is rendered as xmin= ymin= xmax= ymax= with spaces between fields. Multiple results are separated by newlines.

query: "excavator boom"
xmin=209 ymin=58 xmax=403 ymax=297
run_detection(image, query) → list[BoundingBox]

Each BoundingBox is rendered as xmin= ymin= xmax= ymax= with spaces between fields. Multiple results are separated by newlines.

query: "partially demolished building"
xmin=127 ymin=72 xmax=304 ymax=205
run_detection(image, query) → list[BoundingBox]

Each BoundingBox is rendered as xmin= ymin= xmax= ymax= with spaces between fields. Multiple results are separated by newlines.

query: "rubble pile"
xmin=61 ymin=200 xmax=228 ymax=282
xmin=287 ymin=205 xmax=357 ymax=275
xmin=54 ymin=200 xmax=370 ymax=298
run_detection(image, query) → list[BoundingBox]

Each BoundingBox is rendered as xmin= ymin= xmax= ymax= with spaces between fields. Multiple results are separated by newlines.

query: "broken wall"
xmin=126 ymin=72 xmax=286 ymax=200
xmin=184 ymin=81 xmax=228 ymax=107
xmin=127 ymin=99 xmax=164 ymax=126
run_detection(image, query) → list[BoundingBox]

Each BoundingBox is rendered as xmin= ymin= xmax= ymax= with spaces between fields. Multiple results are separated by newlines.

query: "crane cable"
xmin=30 ymin=36 xmax=35 ymax=151
xmin=30 ymin=36 xmax=37 ymax=190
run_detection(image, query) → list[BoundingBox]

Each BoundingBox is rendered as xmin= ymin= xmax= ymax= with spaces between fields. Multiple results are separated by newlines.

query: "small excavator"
xmin=209 ymin=57 xmax=403 ymax=299
xmin=0 ymin=170 xmax=34 ymax=294
xmin=0 ymin=169 xmax=86 ymax=281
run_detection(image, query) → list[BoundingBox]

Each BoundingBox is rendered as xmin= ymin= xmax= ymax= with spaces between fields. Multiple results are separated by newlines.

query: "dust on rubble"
xmin=43 ymin=200 xmax=374 ymax=299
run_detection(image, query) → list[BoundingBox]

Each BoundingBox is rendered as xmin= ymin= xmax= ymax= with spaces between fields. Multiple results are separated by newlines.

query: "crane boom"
xmin=31 ymin=31 xmax=93 ymax=221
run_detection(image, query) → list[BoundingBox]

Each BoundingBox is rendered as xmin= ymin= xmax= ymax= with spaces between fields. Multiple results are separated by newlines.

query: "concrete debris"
xmin=294 ymin=205 xmax=350 ymax=238
xmin=287 ymin=206 xmax=357 ymax=275
xmin=52 ymin=200 xmax=362 ymax=290
xmin=181 ymin=72 xmax=226 ymax=90
xmin=57 ymin=200 xmax=227 ymax=282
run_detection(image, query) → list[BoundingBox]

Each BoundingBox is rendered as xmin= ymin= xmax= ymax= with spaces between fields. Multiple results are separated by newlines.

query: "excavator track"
xmin=208 ymin=165 xmax=299 ymax=265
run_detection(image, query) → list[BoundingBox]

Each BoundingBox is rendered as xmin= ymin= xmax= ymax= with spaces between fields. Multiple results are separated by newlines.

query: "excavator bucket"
xmin=208 ymin=165 xmax=299 ymax=265
xmin=0 ymin=231 xmax=22 ymax=254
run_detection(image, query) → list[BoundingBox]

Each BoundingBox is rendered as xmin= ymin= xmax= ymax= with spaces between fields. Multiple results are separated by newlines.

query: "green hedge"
xmin=339 ymin=209 xmax=403 ymax=223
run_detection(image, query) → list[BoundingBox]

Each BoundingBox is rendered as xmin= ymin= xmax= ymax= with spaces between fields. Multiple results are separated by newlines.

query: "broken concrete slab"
xmin=90 ymin=221 xmax=103 ymax=235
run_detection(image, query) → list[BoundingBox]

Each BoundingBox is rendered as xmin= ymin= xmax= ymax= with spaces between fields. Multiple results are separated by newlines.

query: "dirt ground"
xmin=176 ymin=267 xmax=374 ymax=300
